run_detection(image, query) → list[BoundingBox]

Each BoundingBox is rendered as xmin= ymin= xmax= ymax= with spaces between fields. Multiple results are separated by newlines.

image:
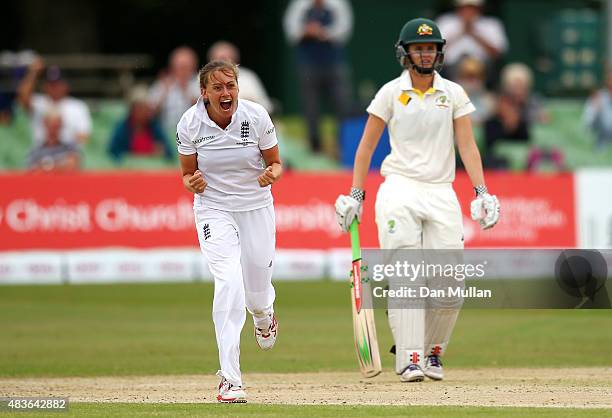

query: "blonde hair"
xmin=128 ymin=84 xmax=149 ymax=105
xmin=458 ymin=57 xmax=485 ymax=78
xmin=198 ymin=60 xmax=239 ymax=90
xmin=207 ymin=40 xmax=240 ymax=64
xmin=501 ymin=63 xmax=533 ymax=92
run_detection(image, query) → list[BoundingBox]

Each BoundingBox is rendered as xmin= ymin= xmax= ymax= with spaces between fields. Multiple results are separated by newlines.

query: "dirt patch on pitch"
xmin=1 ymin=368 xmax=610 ymax=408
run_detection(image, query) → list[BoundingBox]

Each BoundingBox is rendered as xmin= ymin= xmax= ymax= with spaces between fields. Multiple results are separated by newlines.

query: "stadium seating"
xmin=1 ymin=99 xmax=611 ymax=171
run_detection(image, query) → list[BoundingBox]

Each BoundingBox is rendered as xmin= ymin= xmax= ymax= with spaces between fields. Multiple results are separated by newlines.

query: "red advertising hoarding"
xmin=453 ymin=172 xmax=576 ymax=248
xmin=0 ymin=171 xmax=575 ymax=250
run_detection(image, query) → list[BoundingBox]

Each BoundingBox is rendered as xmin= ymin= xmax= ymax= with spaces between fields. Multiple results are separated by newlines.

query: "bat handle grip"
xmin=350 ymin=219 xmax=360 ymax=261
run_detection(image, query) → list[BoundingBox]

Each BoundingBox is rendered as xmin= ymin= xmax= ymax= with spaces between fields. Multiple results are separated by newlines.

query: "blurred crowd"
xmin=0 ymin=0 xmax=610 ymax=173
xmin=0 ymin=41 xmax=274 ymax=172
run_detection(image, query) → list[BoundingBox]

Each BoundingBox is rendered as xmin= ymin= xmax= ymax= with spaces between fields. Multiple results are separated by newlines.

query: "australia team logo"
xmin=417 ymin=24 xmax=433 ymax=36
xmin=435 ymin=95 xmax=450 ymax=109
xmin=388 ymin=219 xmax=397 ymax=234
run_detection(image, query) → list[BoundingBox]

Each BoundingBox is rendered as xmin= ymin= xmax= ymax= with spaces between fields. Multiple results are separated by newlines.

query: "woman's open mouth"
xmin=220 ymin=98 xmax=232 ymax=111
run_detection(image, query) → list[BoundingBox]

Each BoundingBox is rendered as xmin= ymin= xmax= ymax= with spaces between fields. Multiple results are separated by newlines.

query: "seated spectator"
xmin=207 ymin=40 xmax=274 ymax=113
xmin=148 ymin=46 xmax=200 ymax=136
xmin=437 ymin=0 xmax=508 ymax=86
xmin=527 ymin=147 xmax=566 ymax=172
xmin=456 ymin=57 xmax=494 ymax=126
xmin=483 ymin=63 xmax=550 ymax=169
xmin=27 ymin=108 xmax=80 ymax=172
xmin=583 ymin=66 xmax=612 ymax=149
xmin=108 ymin=86 xmax=173 ymax=163
xmin=17 ymin=57 xmax=92 ymax=146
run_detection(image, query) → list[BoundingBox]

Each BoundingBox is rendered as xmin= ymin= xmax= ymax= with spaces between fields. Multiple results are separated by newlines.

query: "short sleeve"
xmin=258 ymin=109 xmax=278 ymax=150
xmin=72 ymin=101 xmax=92 ymax=135
xmin=176 ymin=117 xmax=196 ymax=155
xmin=366 ymin=84 xmax=392 ymax=123
xmin=30 ymin=94 xmax=47 ymax=117
xmin=486 ymin=18 xmax=509 ymax=54
xmin=148 ymin=82 xmax=163 ymax=106
xmin=453 ymin=85 xmax=476 ymax=120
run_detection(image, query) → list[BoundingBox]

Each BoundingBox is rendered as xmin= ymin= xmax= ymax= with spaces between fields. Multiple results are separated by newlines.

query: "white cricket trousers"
xmin=194 ymin=204 xmax=276 ymax=387
xmin=375 ymin=174 xmax=464 ymax=372
xmin=375 ymin=174 xmax=464 ymax=250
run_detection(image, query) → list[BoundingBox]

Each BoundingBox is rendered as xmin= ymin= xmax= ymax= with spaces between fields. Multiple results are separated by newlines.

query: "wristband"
xmin=350 ymin=187 xmax=366 ymax=202
xmin=474 ymin=185 xmax=488 ymax=197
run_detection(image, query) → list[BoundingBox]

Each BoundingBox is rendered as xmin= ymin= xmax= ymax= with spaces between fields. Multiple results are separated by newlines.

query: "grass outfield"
xmin=1 ymin=281 xmax=611 ymax=416
xmin=0 ymin=281 xmax=611 ymax=377
xmin=2 ymin=404 xmax=612 ymax=418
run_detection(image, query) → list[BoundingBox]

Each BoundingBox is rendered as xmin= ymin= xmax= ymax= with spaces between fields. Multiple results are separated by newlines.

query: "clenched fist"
xmin=258 ymin=165 xmax=279 ymax=187
xmin=184 ymin=170 xmax=207 ymax=194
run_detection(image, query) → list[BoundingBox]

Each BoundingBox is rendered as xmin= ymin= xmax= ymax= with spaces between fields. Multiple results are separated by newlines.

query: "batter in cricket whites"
xmin=335 ymin=18 xmax=500 ymax=382
xmin=177 ymin=60 xmax=281 ymax=402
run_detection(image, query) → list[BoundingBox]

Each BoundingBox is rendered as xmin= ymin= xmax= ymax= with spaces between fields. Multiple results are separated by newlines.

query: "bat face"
xmin=349 ymin=220 xmax=381 ymax=378
xmin=351 ymin=280 xmax=382 ymax=378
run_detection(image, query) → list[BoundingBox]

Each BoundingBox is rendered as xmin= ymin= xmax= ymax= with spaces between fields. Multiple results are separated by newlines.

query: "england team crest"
xmin=241 ymin=121 xmax=250 ymax=139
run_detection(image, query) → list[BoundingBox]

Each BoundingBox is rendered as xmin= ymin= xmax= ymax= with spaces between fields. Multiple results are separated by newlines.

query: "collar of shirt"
xmin=399 ymin=70 xmax=446 ymax=96
xmin=195 ymin=96 xmax=239 ymax=129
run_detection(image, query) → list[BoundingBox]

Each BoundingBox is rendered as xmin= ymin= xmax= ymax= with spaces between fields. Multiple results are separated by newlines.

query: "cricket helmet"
xmin=395 ymin=18 xmax=446 ymax=74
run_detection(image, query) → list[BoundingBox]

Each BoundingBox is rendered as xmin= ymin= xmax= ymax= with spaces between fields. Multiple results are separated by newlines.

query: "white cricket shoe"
xmin=400 ymin=364 xmax=425 ymax=382
xmin=424 ymin=355 xmax=444 ymax=380
xmin=255 ymin=314 xmax=277 ymax=350
xmin=216 ymin=371 xmax=247 ymax=403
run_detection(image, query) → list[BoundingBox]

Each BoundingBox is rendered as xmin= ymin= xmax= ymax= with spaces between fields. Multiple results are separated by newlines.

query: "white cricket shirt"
xmin=149 ymin=76 xmax=200 ymax=134
xmin=367 ymin=71 xmax=475 ymax=183
xmin=30 ymin=94 xmax=92 ymax=146
xmin=176 ymin=98 xmax=278 ymax=211
xmin=436 ymin=13 xmax=508 ymax=66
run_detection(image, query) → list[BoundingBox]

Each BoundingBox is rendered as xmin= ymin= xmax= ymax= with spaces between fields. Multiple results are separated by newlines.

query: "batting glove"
xmin=335 ymin=188 xmax=365 ymax=232
xmin=470 ymin=185 xmax=500 ymax=230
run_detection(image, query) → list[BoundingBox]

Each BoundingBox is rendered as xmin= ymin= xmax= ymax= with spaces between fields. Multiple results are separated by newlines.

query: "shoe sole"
xmin=401 ymin=376 xmax=424 ymax=382
xmin=255 ymin=334 xmax=275 ymax=350
xmin=217 ymin=395 xmax=247 ymax=403
xmin=400 ymin=373 xmax=425 ymax=382
xmin=255 ymin=332 xmax=277 ymax=350
xmin=255 ymin=317 xmax=278 ymax=351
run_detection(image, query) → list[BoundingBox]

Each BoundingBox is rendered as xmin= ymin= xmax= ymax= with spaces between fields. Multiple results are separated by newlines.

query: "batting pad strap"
xmin=473 ymin=184 xmax=488 ymax=197
xmin=350 ymin=187 xmax=366 ymax=202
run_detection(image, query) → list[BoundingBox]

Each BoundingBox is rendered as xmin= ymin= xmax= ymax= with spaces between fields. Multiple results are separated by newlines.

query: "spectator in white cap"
xmin=436 ymin=0 xmax=508 ymax=85
xmin=108 ymin=85 xmax=174 ymax=163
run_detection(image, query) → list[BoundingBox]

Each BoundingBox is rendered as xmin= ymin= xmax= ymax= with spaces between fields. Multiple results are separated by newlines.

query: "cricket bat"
xmin=349 ymin=219 xmax=382 ymax=378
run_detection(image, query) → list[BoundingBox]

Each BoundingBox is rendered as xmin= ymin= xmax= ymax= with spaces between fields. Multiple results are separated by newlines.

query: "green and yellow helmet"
xmin=394 ymin=18 xmax=446 ymax=74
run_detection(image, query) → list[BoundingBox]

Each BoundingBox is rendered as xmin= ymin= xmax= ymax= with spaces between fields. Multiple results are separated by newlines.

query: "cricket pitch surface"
xmin=1 ymin=368 xmax=610 ymax=408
